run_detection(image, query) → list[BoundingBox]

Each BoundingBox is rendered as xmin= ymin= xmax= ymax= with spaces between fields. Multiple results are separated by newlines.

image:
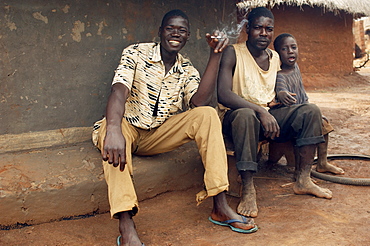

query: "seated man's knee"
xmin=303 ymin=103 xmax=320 ymax=113
xmin=232 ymin=108 xmax=258 ymax=124
xmin=302 ymin=103 xmax=322 ymax=119
xmin=192 ymin=106 xmax=218 ymax=118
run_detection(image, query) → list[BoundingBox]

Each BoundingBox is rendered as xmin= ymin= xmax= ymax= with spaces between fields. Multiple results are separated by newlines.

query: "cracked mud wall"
xmin=0 ymin=0 xmax=236 ymax=136
xmin=0 ymin=1 xmax=354 ymax=137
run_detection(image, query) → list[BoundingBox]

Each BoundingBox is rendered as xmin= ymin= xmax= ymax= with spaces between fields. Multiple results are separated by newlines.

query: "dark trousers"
xmin=223 ymin=103 xmax=325 ymax=173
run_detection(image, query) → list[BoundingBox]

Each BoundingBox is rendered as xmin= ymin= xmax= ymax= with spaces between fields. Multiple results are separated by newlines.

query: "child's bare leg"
xmin=293 ymin=144 xmax=332 ymax=199
xmin=267 ymin=141 xmax=285 ymax=165
xmin=293 ymin=146 xmax=300 ymax=181
xmin=316 ymin=134 xmax=344 ymax=174
xmin=267 ymin=141 xmax=295 ymax=165
xmin=238 ymin=171 xmax=258 ymax=217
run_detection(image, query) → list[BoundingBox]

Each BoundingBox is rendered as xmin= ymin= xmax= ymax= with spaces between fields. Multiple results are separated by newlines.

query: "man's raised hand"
xmin=206 ymin=31 xmax=229 ymax=53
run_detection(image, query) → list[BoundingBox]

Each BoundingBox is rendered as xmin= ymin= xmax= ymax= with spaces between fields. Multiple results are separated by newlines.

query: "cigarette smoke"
xmin=216 ymin=7 xmax=250 ymax=43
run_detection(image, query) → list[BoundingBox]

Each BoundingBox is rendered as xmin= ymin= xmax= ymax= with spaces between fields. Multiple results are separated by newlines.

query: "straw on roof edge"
xmin=237 ymin=0 xmax=370 ymax=17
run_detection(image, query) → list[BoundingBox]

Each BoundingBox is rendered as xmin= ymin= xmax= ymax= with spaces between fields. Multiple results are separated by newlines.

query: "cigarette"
xmin=211 ymin=36 xmax=223 ymax=39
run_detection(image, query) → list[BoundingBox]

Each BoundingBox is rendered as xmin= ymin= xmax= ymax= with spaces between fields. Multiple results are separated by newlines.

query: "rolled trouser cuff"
xmin=112 ymin=205 xmax=139 ymax=219
xmin=296 ymin=135 xmax=325 ymax=147
xmin=236 ymin=160 xmax=258 ymax=172
xmin=195 ymin=184 xmax=229 ymax=205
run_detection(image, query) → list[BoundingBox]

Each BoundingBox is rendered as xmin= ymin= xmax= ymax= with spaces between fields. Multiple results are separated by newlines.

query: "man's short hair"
xmin=247 ymin=7 xmax=274 ymax=25
xmin=161 ymin=9 xmax=189 ymax=28
xmin=274 ymin=33 xmax=295 ymax=51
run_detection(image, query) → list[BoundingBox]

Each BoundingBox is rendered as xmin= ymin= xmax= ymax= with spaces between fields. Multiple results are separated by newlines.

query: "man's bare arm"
xmin=217 ymin=45 xmax=280 ymax=139
xmin=191 ymin=32 xmax=228 ymax=106
xmin=217 ymin=46 xmax=264 ymax=111
xmin=103 ymin=83 xmax=129 ymax=171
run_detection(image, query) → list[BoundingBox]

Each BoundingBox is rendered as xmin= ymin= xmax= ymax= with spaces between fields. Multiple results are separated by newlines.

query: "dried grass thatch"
xmin=237 ymin=0 xmax=370 ymax=17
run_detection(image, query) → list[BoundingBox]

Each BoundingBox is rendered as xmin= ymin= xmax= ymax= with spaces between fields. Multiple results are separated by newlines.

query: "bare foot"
xmin=211 ymin=192 xmax=256 ymax=231
xmin=237 ymin=183 xmax=258 ymax=217
xmin=316 ymin=162 xmax=344 ymax=175
xmin=118 ymin=212 xmax=142 ymax=246
xmin=210 ymin=213 xmax=256 ymax=232
xmin=293 ymin=180 xmax=332 ymax=199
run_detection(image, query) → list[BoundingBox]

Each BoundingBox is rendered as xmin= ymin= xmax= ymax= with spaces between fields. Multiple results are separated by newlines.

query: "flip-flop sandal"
xmin=208 ymin=215 xmax=258 ymax=233
xmin=117 ymin=235 xmax=145 ymax=246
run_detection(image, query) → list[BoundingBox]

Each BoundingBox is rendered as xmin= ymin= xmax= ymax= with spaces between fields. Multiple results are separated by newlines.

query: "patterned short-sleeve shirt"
xmin=112 ymin=42 xmax=200 ymax=130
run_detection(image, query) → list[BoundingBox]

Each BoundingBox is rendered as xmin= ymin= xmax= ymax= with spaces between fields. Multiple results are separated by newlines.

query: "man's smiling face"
xmin=159 ymin=15 xmax=190 ymax=54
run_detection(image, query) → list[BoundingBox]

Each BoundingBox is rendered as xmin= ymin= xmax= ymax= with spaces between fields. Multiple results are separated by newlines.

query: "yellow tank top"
xmin=232 ymin=42 xmax=280 ymax=108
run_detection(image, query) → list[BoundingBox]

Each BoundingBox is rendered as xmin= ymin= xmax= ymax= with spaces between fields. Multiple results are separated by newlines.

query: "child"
xmin=270 ymin=33 xmax=344 ymax=175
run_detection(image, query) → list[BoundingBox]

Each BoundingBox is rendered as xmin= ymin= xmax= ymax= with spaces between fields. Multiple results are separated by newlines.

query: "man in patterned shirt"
xmin=93 ymin=9 xmax=257 ymax=246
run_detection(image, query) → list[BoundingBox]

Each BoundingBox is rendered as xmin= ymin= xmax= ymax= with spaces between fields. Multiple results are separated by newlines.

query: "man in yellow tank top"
xmin=217 ymin=7 xmax=332 ymax=219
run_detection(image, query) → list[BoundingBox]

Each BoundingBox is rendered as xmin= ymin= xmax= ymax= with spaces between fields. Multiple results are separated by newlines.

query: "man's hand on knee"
xmin=103 ymin=131 xmax=127 ymax=171
xmin=257 ymin=111 xmax=280 ymax=139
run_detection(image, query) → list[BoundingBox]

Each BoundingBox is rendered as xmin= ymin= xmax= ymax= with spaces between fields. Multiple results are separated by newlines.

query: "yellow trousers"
xmin=94 ymin=106 xmax=229 ymax=218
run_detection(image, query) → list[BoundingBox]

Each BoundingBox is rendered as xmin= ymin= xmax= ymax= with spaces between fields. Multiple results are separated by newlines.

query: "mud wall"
xmin=272 ymin=5 xmax=353 ymax=75
xmin=0 ymin=1 xmax=355 ymax=136
xmin=0 ymin=0 xmax=236 ymax=135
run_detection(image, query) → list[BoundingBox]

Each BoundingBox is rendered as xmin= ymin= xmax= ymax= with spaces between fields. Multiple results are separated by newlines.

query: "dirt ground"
xmin=1 ymin=69 xmax=370 ymax=246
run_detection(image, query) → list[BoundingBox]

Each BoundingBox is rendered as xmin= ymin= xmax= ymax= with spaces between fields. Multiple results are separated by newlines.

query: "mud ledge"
xmin=0 ymin=141 xmax=203 ymax=228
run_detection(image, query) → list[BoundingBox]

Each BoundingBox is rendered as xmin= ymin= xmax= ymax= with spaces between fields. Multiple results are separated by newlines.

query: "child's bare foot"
xmin=237 ymin=184 xmax=258 ymax=217
xmin=293 ymin=179 xmax=332 ymax=199
xmin=316 ymin=162 xmax=344 ymax=175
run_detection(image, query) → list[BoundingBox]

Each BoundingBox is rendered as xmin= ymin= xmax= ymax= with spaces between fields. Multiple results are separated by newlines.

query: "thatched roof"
xmin=237 ymin=0 xmax=370 ymax=17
